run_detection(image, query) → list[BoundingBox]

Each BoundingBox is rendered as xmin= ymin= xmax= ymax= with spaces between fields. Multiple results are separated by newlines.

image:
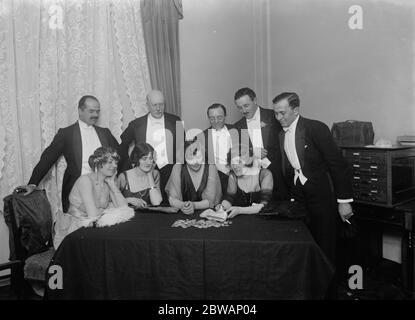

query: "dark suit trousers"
xmin=291 ymin=175 xmax=337 ymax=264
xmin=158 ymin=164 xmax=174 ymax=205
xmin=291 ymin=176 xmax=338 ymax=299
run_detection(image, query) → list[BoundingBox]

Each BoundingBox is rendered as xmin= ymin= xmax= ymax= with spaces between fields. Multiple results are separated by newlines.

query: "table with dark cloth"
xmin=46 ymin=211 xmax=334 ymax=300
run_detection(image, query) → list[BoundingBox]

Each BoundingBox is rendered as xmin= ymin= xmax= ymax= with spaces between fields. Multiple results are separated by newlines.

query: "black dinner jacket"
xmin=198 ymin=124 xmax=237 ymax=164
xmin=278 ymin=116 xmax=353 ymax=199
xmin=28 ymin=122 xmax=120 ymax=212
xmin=119 ymin=112 xmax=183 ymax=171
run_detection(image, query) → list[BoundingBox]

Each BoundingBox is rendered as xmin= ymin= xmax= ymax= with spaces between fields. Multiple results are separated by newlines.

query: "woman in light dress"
xmin=54 ymin=147 xmax=133 ymax=248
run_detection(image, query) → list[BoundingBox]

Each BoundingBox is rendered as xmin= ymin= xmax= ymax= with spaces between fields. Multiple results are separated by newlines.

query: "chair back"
xmin=3 ymin=190 xmax=53 ymax=261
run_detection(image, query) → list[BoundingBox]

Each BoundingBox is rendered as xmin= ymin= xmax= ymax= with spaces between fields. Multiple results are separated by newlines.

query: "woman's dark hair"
xmin=129 ymin=143 xmax=155 ymax=167
xmin=88 ymin=147 xmax=120 ymax=171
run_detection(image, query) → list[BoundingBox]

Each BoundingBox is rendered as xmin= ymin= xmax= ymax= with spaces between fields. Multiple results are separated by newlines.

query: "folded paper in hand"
xmin=200 ymin=208 xmax=228 ymax=222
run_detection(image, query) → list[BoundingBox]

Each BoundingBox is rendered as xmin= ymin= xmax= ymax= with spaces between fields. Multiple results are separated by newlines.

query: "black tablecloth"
xmin=46 ymin=212 xmax=334 ymax=300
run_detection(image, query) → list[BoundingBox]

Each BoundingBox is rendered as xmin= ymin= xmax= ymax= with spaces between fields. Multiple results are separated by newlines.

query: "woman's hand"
xmin=226 ymin=206 xmax=241 ymax=219
xmin=104 ymin=172 xmax=118 ymax=190
xmin=215 ymin=203 xmax=224 ymax=212
xmin=219 ymin=200 xmax=231 ymax=211
xmin=181 ymin=201 xmax=195 ymax=215
xmin=127 ymin=197 xmax=148 ymax=209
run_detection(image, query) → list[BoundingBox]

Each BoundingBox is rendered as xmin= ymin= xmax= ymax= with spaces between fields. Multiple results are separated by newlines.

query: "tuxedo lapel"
xmin=259 ymin=107 xmax=270 ymax=148
xmin=207 ymin=128 xmax=215 ymax=164
xmin=72 ymin=122 xmax=82 ymax=173
xmin=164 ymin=114 xmax=175 ymax=136
xmin=279 ymin=130 xmax=287 ymax=175
xmin=295 ymin=117 xmax=306 ymax=169
xmin=95 ymin=126 xmax=109 ymax=147
xmin=140 ymin=114 xmax=149 ymax=141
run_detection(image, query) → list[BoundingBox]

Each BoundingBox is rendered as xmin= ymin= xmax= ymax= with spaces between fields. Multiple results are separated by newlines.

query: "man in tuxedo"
xmin=198 ymin=103 xmax=238 ymax=193
xmin=18 ymin=95 xmax=120 ymax=213
xmin=272 ymin=92 xmax=354 ymax=264
xmin=119 ymin=90 xmax=184 ymax=199
xmin=233 ymin=87 xmax=288 ymax=199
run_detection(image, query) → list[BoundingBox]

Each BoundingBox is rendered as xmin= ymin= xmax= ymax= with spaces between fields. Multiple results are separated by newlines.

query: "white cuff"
xmin=337 ymin=199 xmax=353 ymax=204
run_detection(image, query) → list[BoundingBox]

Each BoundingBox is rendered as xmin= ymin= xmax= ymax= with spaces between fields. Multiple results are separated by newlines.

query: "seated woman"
xmin=165 ymin=138 xmax=222 ymax=214
xmin=54 ymin=147 xmax=132 ymax=248
xmin=118 ymin=143 xmax=163 ymax=209
xmin=217 ymin=144 xmax=273 ymax=219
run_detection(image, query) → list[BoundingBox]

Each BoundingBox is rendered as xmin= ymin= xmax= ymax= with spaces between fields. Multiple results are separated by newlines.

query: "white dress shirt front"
xmin=283 ymin=116 xmax=352 ymax=203
xmin=283 ymin=115 xmax=308 ymax=185
xmin=246 ymin=107 xmax=270 ymax=168
xmin=79 ymin=120 xmax=102 ymax=175
xmin=211 ymin=126 xmax=232 ymax=175
xmin=146 ymin=114 xmax=169 ymax=169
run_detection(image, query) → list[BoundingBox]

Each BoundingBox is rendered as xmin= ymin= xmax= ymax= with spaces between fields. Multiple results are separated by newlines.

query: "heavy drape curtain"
xmin=141 ymin=0 xmax=182 ymax=116
xmin=0 ymin=0 xmax=152 ymax=217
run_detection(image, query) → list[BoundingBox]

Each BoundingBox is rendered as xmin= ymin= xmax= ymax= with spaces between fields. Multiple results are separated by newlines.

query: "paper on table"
xmin=200 ymin=208 xmax=228 ymax=222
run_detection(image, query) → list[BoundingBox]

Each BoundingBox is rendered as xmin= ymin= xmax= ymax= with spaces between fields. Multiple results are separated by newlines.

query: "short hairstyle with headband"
xmin=88 ymin=147 xmax=120 ymax=171
xmin=129 ymin=143 xmax=155 ymax=167
xmin=184 ymin=137 xmax=205 ymax=165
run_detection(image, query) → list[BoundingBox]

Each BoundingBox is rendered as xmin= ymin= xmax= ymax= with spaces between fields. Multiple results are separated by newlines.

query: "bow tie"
xmin=246 ymin=116 xmax=257 ymax=123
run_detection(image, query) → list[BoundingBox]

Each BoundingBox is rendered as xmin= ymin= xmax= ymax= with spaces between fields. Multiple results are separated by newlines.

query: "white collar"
xmin=212 ymin=125 xmax=228 ymax=133
xmin=283 ymin=115 xmax=300 ymax=132
xmin=246 ymin=106 xmax=260 ymax=122
xmin=148 ymin=113 xmax=164 ymax=123
xmin=78 ymin=119 xmax=94 ymax=129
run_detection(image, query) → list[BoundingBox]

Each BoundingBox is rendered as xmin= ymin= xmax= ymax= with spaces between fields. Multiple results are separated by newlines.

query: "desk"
xmin=353 ymin=200 xmax=415 ymax=298
xmin=46 ymin=212 xmax=334 ymax=300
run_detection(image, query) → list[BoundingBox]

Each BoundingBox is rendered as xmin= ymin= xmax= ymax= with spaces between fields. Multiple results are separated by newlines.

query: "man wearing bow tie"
xmin=198 ymin=103 xmax=238 ymax=193
xmin=17 ymin=95 xmax=120 ymax=213
xmin=273 ymin=92 xmax=353 ymax=265
xmin=233 ymin=87 xmax=288 ymax=200
xmin=119 ymin=90 xmax=184 ymax=201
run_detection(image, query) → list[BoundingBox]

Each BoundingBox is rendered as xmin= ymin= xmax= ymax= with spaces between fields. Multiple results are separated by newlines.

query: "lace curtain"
xmin=0 ymin=0 xmax=151 ymax=226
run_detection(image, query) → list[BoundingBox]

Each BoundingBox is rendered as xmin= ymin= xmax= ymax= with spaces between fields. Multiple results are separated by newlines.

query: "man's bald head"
xmin=147 ymin=90 xmax=165 ymax=119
